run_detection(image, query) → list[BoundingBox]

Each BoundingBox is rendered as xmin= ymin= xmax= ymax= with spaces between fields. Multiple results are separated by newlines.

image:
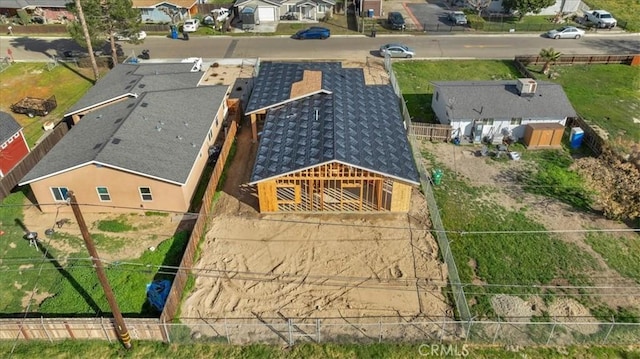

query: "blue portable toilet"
xmin=367 ymin=9 xmax=374 ymax=17
xmin=170 ymin=24 xmax=178 ymax=39
xmin=570 ymin=127 xmax=584 ymax=149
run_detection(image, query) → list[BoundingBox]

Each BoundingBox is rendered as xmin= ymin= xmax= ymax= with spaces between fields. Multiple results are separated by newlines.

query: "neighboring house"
xmin=19 ymin=63 xmax=230 ymax=214
xmin=234 ymin=0 xmax=334 ymax=22
xmin=0 ymin=0 xmax=75 ymax=23
xmin=132 ymin=0 xmax=198 ymax=23
xmin=431 ymin=79 xmax=577 ymax=143
xmin=483 ymin=0 xmax=580 ymax=16
xmin=245 ymin=61 xmax=419 ymax=213
xmin=356 ymin=0 xmax=382 ymax=18
xmin=0 ymin=111 xmax=30 ymax=178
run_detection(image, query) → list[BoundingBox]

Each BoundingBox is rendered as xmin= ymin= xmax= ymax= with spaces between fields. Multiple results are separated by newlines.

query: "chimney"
xmin=516 ymin=78 xmax=537 ymax=97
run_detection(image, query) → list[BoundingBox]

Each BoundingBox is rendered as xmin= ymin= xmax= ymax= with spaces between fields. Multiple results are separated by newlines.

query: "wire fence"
xmin=384 ymin=56 xmax=470 ymax=324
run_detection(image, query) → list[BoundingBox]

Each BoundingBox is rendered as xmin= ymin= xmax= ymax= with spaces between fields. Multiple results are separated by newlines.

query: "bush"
xmin=467 ymin=14 xmax=485 ymax=30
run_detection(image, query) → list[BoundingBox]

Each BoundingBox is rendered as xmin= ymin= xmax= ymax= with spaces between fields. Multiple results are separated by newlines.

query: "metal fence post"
xmin=492 ymin=319 xmax=501 ymax=345
xmin=224 ymin=316 xmax=230 ymax=344
xmin=602 ymin=316 xmax=615 ymax=344
xmin=41 ymin=316 xmax=52 ymax=343
xmin=379 ymin=317 xmax=382 ymax=343
xmin=440 ymin=315 xmax=446 ymax=342
xmin=465 ymin=317 xmax=473 ymax=341
xmin=100 ymin=317 xmax=112 ymax=343
xmin=316 ymin=319 xmax=321 ymax=343
xmin=546 ymin=321 xmax=557 ymax=345
xmin=162 ymin=319 xmax=170 ymax=343
xmin=288 ymin=318 xmax=294 ymax=347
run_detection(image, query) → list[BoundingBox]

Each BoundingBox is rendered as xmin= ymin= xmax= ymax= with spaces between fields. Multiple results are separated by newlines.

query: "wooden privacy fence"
xmin=0 ymin=318 xmax=163 ymax=342
xmin=410 ymin=123 xmax=452 ymax=142
xmin=160 ymin=119 xmax=238 ymax=323
xmin=0 ymin=122 xmax=68 ymax=201
xmin=566 ymin=116 xmax=605 ymax=156
xmin=515 ymin=54 xmax=638 ymax=66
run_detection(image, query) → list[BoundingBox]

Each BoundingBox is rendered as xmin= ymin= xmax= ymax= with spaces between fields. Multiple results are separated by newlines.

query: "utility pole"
xmin=68 ymin=191 xmax=132 ymax=349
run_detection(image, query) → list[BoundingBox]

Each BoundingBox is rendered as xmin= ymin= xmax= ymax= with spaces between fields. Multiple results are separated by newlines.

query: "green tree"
xmin=502 ymin=0 xmax=555 ymax=19
xmin=539 ymin=47 xmax=561 ymax=75
xmin=67 ymin=0 xmax=142 ymax=68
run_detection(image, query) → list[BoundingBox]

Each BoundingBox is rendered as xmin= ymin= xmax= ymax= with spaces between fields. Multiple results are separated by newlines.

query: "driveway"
xmin=406 ymin=0 xmax=468 ymax=32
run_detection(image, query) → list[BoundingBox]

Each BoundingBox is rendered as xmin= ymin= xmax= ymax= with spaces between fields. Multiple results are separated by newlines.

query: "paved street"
xmin=1 ymin=33 xmax=638 ymax=62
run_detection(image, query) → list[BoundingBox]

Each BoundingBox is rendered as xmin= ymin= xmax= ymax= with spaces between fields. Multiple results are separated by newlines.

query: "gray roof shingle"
xmin=249 ymin=62 xmax=418 ymax=185
xmin=66 ymin=63 xmax=201 ymax=116
xmin=432 ymin=80 xmax=577 ymax=120
xmin=21 ymin=84 xmax=228 ymax=185
xmin=0 ymin=111 xmax=21 ymax=144
xmin=1 ymin=0 xmax=68 ymax=9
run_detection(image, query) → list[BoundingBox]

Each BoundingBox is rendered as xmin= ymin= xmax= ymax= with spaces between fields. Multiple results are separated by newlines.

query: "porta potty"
xmin=570 ymin=127 xmax=584 ymax=149
xmin=169 ymin=24 xmax=178 ymax=39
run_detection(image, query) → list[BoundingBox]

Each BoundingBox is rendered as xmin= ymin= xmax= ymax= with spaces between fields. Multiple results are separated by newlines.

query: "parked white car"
xmin=545 ymin=26 xmax=585 ymax=39
xmin=114 ymin=31 xmax=147 ymax=41
xmin=183 ymin=19 xmax=200 ymax=32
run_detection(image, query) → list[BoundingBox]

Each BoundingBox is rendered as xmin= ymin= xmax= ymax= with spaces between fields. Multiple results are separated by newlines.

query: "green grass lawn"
xmin=0 ymin=63 xmax=101 ymax=147
xmin=393 ymin=60 xmax=522 ymax=122
xmin=585 ymin=232 xmax=640 ymax=285
xmin=477 ymin=15 xmax=571 ymax=32
xmin=2 ymin=341 xmax=638 ymax=358
xmin=585 ymin=0 xmax=640 ymax=31
xmin=428 ymin=157 xmax=598 ymax=318
xmin=0 ymin=191 xmax=188 ymax=316
xmin=527 ymin=64 xmax=640 ymax=145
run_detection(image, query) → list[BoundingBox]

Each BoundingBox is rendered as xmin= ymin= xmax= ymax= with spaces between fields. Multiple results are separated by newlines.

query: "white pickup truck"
xmin=584 ymin=10 xmax=617 ymax=28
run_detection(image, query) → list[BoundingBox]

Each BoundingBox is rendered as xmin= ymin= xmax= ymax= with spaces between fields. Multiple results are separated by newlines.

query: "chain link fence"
xmin=170 ymin=316 xmax=640 ymax=346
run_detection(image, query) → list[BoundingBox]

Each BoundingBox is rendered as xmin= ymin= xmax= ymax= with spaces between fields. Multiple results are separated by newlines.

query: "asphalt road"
xmin=1 ymin=33 xmax=638 ymax=62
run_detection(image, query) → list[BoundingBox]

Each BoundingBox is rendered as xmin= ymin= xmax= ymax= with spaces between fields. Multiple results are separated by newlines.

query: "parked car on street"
xmin=545 ymin=26 xmax=585 ymax=39
xmin=387 ymin=12 xmax=406 ymax=30
xmin=114 ymin=31 xmax=147 ymax=41
xmin=447 ymin=11 xmax=467 ymax=25
xmin=292 ymin=27 xmax=330 ymax=39
xmin=379 ymin=43 xmax=414 ymax=58
xmin=183 ymin=19 xmax=200 ymax=32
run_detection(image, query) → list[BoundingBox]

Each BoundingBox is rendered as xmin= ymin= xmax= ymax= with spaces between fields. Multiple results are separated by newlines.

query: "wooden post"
xmin=68 ymin=192 xmax=132 ymax=349
xmin=250 ymin=113 xmax=258 ymax=142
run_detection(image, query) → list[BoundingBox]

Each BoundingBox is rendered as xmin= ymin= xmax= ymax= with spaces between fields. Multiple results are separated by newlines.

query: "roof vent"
xmin=176 ymin=135 xmax=183 ymax=140
xmin=112 ymin=138 xmax=121 ymax=144
xmin=184 ymin=121 xmax=189 ymax=127
xmin=516 ymin=78 xmax=537 ymax=97
xmin=191 ymin=142 xmax=196 ymax=147
xmin=156 ymin=125 xmax=162 ymax=131
xmin=141 ymin=102 xmax=148 ymax=107
xmin=139 ymin=84 xmax=146 ymax=88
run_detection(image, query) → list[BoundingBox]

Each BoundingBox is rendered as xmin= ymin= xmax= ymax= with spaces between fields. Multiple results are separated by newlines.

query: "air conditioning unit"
xmin=516 ymin=78 xmax=537 ymax=97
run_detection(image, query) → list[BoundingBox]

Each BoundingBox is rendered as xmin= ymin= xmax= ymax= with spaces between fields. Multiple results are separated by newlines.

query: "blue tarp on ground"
xmin=146 ymin=280 xmax=171 ymax=311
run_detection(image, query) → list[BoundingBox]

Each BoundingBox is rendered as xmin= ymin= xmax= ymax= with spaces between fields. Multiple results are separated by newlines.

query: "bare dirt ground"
xmin=418 ymin=141 xmax=640 ymax=317
xmin=181 ymin=120 xmax=451 ymax=328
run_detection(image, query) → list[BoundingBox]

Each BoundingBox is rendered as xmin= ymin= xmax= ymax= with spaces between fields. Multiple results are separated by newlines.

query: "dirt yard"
xmin=181 ymin=119 xmax=451 ymax=324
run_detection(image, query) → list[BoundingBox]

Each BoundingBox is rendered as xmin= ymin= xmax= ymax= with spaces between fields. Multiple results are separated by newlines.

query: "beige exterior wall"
xmin=29 ymin=95 xmax=229 ymax=214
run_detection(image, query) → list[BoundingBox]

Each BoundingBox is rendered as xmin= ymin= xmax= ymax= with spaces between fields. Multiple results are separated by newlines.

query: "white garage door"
xmin=257 ymin=6 xmax=275 ymax=22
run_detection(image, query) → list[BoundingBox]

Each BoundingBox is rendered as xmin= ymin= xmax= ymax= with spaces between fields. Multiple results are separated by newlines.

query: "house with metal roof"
xmin=246 ymin=61 xmax=418 ymax=213
xmin=432 ymin=79 xmax=576 ymax=144
xmin=19 ymin=63 xmax=230 ymax=213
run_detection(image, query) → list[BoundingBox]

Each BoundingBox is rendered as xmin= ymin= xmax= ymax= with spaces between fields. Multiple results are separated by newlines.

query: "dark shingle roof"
xmin=432 ymin=80 xmax=577 ymax=119
xmin=0 ymin=111 xmax=21 ymax=144
xmin=245 ymin=62 xmax=342 ymax=113
xmin=249 ymin=62 xmax=418 ymax=185
xmin=21 ymin=86 xmax=228 ymax=185
xmin=66 ymin=63 xmax=202 ymax=116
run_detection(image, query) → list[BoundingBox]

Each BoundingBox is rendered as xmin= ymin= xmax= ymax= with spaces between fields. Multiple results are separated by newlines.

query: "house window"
xmin=139 ymin=187 xmax=153 ymax=201
xmin=140 ymin=9 xmax=152 ymax=16
xmin=96 ymin=187 xmax=111 ymax=201
xmin=286 ymin=4 xmax=296 ymax=12
xmin=318 ymin=4 xmax=327 ymax=12
xmin=481 ymin=118 xmax=494 ymax=125
xmin=51 ymin=187 xmax=69 ymax=202
xmin=511 ymin=118 xmax=522 ymax=125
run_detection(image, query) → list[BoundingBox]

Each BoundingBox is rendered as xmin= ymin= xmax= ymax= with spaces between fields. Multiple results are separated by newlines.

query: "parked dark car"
xmin=387 ymin=12 xmax=406 ymax=30
xmin=292 ymin=27 xmax=330 ymax=39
